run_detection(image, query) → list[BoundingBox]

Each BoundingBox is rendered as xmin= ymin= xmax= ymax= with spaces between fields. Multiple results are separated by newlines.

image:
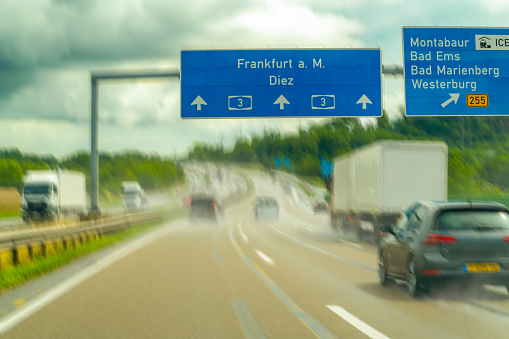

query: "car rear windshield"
xmin=258 ymin=199 xmax=276 ymax=206
xmin=436 ymin=209 xmax=509 ymax=231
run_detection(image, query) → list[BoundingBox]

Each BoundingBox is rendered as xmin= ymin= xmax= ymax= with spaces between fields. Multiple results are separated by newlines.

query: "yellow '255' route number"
xmin=467 ymin=94 xmax=489 ymax=107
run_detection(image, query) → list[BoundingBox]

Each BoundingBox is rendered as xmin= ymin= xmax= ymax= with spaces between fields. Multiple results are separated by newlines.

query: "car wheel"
xmin=407 ymin=258 xmax=427 ymax=297
xmin=378 ymin=252 xmax=391 ymax=286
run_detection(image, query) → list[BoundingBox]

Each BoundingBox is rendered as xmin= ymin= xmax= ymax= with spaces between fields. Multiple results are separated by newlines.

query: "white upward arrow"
xmin=274 ymin=95 xmax=290 ymax=109
xmin=441 ymin=93 xmax=460 ymax=108
xmin=356 ymin=94 xmax=372 ymax=109
xmin=191 ymin=96 xmax=207 ymax=110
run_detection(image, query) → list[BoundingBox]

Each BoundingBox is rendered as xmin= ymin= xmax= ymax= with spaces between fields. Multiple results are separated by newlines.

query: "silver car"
xmin=378 ymin=200 xmax=509 ymax=297
xmin=254 ymin=196 xmax=279 ymax=220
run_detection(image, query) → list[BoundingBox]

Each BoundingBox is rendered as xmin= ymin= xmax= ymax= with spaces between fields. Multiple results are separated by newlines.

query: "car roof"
xmin=418 ymin=200 xmax=509 ymax=212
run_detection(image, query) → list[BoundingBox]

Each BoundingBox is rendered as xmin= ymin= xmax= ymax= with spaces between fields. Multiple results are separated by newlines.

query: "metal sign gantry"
xmin=90 ymin=70 xmax=180 ymax=212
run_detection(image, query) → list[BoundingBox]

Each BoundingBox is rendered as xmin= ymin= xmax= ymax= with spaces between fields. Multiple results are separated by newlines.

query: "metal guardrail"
xmin=0 ymin=208 xmax=178 ymax=249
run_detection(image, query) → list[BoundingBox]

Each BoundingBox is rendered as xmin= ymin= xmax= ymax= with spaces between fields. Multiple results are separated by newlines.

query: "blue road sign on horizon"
xmin=403 ymin=27 xmax=509 ymax=116
xmin=180 ymin=49 xmax=382 ymax=118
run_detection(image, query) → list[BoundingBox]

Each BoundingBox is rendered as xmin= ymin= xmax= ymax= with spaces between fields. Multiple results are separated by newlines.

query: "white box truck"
xmin=331 ymin=140 xmax=448 ymax=242
xmin=122 ymin=181 xmax=147 ymax=210
xmin=21 ymin=170 xmax=87 ymax=222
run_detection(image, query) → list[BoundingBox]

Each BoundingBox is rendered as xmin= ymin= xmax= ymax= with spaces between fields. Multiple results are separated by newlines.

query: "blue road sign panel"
xmin=320 ymin=156 xmax=334 ymax=179
xmin=181 ymin=49 xmax=382 ymax=118
xmin=273 ymin=156 xmax=281 ymax=169
xmin=403 ymin=27 xmax=509 ymax=116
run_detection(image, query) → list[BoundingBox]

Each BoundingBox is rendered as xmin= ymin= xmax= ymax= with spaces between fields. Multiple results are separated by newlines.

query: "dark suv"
xmin=189 ymin=193 xmax=220 ymax=222
xmin=378 ymin=200 xmax=509 ymax=297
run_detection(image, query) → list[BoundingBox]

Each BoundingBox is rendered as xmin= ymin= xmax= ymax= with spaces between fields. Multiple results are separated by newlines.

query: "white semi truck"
xmin=21 ymin=170 xmax=87 ymax=222
xmin=331 ymin=140 xmax=448 ymax=242
xmin=122 ymin=181 xmax=147 ymax=210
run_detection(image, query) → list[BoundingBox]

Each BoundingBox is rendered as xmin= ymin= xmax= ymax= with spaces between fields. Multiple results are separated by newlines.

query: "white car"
xmin=254 ymin=196 xmax=279 ymax=220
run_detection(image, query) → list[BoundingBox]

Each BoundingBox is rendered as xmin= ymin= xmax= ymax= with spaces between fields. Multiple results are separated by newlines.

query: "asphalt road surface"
xmin=1 ymin=171 xmax=508 ymax=338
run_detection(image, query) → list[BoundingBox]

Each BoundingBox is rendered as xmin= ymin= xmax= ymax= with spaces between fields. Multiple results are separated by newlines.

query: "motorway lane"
xmin=1 ymin=196 xmax=316 ymax=338
xmin=1 ymin=172 xmax=509 ymax=337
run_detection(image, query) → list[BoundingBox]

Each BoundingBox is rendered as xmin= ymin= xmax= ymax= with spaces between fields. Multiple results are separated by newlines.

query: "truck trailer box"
xmin=332 ymin=155 xmax=354 ymax=211
xmin=332 ymin=140 xmax=448 ymax=239
xmin=57 ymin=171 xmax=87 ymax=209
xmin=333 ymin=141 xmax=447 ymax=212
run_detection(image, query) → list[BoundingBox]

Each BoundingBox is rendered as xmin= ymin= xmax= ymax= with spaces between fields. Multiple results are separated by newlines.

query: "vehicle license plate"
xmin=464 ymin=263 xmax=500 ymax=273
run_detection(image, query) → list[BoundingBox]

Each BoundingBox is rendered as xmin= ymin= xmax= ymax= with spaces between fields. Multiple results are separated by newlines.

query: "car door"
xmin=393 ymin=206 xmax=428 ymax=275
xmin=384 ymin=209 xmax=412 ymax=274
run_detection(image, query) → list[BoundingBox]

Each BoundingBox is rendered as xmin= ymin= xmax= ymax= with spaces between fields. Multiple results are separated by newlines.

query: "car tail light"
xmin=423 ymin=234 xmax=457 ymax=245
xmin=504 ymin=235 xmax=509 ymax=243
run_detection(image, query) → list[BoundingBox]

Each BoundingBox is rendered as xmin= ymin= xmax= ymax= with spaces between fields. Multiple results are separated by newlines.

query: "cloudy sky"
xmin=1 ymin=0 xmax=508 ymax=158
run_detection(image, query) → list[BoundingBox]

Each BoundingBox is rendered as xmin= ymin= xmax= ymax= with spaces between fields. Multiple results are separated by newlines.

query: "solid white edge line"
xmin=254 ymin=250 xmax=275 ymax=266
xmin=0 ymin=224 xmax=182 ymax=335
xmin=327 ymin=305 xmax=390 ymax=339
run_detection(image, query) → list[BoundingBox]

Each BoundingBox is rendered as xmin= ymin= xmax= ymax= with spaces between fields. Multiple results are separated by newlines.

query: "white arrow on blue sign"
xmin=180 ymin=49 xmax=382 ymax=118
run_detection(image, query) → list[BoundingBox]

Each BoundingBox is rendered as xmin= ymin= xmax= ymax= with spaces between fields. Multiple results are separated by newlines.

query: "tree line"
xmin=188 ymin=112 xmax=509 ymax=195
xmin=3 ymin=112 xmax=509 ymax=196
xmin=0 ymin=149 xmax=185 ymax=196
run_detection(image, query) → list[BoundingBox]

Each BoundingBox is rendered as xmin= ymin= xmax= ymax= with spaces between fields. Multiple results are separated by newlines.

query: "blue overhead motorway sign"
xmin=403 ymin=27 xmax=509 ymax=116
xmin=180 ymin=49 xmax=382 ymax=118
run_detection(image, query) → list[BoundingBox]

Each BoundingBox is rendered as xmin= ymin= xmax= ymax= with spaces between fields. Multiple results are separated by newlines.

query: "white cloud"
xmin=209 ymin=0 xmax=364 ymax=47
xmin=0 ymin=120 xmax=89 ymax=157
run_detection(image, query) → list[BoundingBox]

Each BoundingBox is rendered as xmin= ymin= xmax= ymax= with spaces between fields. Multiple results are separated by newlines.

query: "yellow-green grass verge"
xmin=0 ymin=188 xmax=20 ymax=218
xmin=0 ymin=211 xmax=19 ymax=218
xmin=0 ymin=220 xmax=167 ymax=295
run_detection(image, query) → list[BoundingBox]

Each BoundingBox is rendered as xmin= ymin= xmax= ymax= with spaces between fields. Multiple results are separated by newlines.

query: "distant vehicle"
xmin=313 ymin=200 xmax=329 ymax=213
xmin=21 ymin=170 xmax=87 ymax=222
xmin=378 ymin=200 xmax=509 ymax=297
xmin=189 ymin=193 xmax=220 ymax=222
xmin=122 ymin=182 xmax=147 ymax=210
xmin=254 ymin=195 xmax=279 ymax=220
xmin=331 ymin=140 xmax=448 ymax=242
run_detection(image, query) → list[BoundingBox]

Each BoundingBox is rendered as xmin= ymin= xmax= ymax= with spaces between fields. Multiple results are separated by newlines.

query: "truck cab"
xmin=22 ymin=178 xmax=59 ymax=221
xmin=122 ymin=182 xmax=146 ymax=210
